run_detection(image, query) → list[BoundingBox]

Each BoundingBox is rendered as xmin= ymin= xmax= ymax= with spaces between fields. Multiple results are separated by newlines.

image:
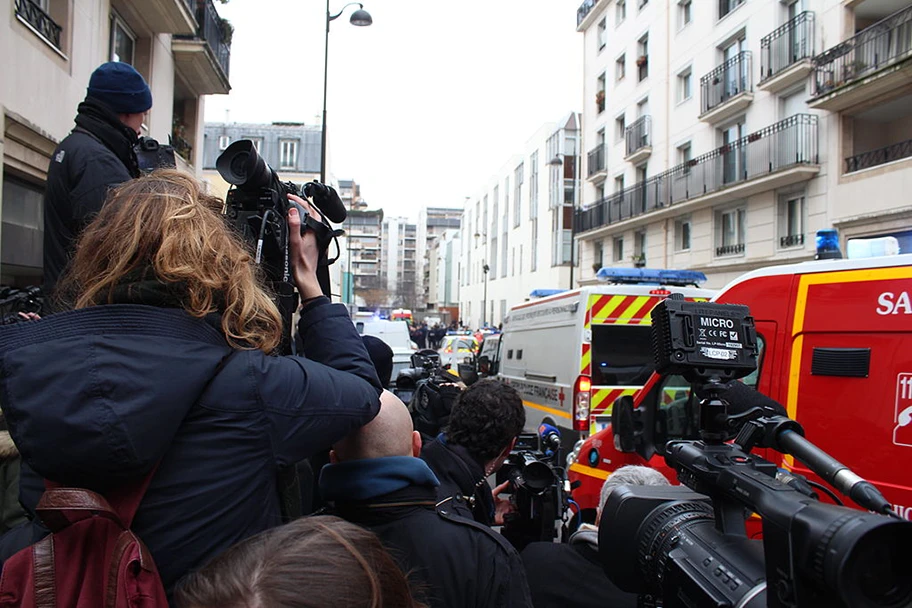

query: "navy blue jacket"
xmin=0 ymin=301 xmax=381 ymax=592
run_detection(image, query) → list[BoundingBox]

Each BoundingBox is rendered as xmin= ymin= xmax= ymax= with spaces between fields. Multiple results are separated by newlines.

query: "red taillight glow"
xmin=650 ymin=289 xmax=672 ymax=296
xmin=572 ymin=375 xmax=592 ymax=432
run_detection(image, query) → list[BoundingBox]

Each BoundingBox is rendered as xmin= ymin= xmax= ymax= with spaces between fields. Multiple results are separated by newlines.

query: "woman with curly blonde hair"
xmin=0 ymin=170 xmax=382 ymax=595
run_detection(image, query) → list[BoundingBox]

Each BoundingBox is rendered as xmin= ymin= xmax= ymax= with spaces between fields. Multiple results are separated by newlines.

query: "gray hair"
xmin=598 ymin=465 xmax=670 ymax=517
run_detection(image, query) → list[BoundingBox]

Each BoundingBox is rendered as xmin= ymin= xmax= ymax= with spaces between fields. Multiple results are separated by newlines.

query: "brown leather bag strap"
xmin=36 ymin=488 xmax=123 ymax=533
xmin=104 ymin=530 xmax=155 ymax=608
xmin=31 ymin=535 xmax=56 ymax=608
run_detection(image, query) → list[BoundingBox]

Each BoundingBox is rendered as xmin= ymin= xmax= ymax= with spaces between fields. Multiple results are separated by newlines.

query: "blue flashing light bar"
xmin=529 ymin=289 xmax=568 ymax=298
xmin=595 ymin=267 xmax=707 ymax=287
xmin=815 ymin=229 xmax=843 ymax=260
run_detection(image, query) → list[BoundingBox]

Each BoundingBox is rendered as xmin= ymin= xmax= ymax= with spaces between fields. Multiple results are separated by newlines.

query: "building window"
xmin=616 ymin=54 xmax=626 ymax=81
xmin=638 ymin=0 xmax=648 ymax=9
xmin=490 ymin=236 xmax=498 ymax=279
xmin=615 ymin=114 xmax=626 ymax=142
xmin=218 ymin=135 xmax=231 ymax=150
xmin=616 ymin=0 xmax=626 ymax=24
xmin=679 ymin=0 xmax=692 ymax=29
xmin=531 ymin=219 xmax=538 ymax=271
xmin=719 ymin=0 xmax=745 ymax=20
xmin=492 ymin=187 xmax=499 ymax=234
xmin=598 ymin=17 xmax=607 ymax=50
xmin=279 ymin=139 xmax=298 ymax=169
xmin=530 ymin=151 xmax=539 ymax=220
xmin=613 ymin=236 xmax=625 ymax=262
xmin=514 ymin=162 xmax=523 ymax=227
xmin=637 ymin=34 xmax=649 ymax=81
xmin=614 ymin=174 xmax=625 ymax=193
xmin=715 ymin=206 xmax=746 ymax=256
xmin=594 ymin=240 xmax=604 ymax=269
xmin=778 ymin=194 xmax=806 ymax=248
xmin=109 ymin=13 xmax=135 ymax=64
xmin=501 ymin=237 xmax=508 ymax=278
xmin=678 ymin=142 xmax=693 ymax=174
xmin=597 ymin=73 xmax=606 ymax=113
xmin=677 ymin=68 xmax=692 ymax=102
xmin=675 ymin=217 xmax=691 ymax=251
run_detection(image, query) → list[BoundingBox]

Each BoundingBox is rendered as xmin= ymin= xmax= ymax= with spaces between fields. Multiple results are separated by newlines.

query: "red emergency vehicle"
xmin=568 ymin=254 xmax=912 ymax=523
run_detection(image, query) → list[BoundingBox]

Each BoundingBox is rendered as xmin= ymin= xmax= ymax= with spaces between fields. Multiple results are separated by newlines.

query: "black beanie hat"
xmin=361 ymin=335 xmax=394 ymax=388
xmin=86 ymin=62 xmax=153 ymax=114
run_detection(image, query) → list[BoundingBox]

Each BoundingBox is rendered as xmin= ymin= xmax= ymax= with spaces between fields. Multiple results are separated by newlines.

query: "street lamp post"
xmin=549 ymin=151 xmax=580 ymax=290
xmin=320 ymin=1 xmax=372 ymax=185
xmin=482 ymin=262 xmax=489 ymax=328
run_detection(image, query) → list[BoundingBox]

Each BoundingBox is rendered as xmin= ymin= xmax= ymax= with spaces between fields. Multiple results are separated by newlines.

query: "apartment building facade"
xmin=575 ymin=0 xmax=912 ymax=289
xmin=416 ymin=206 xmax=462 ymax=311
xmin=1 ymin=0 xmax=231 ymax=285
xmin=426 ymin=228 xmax=461 ymax=315
xmin=459 ymin=114 xmax=579 ymax=329
xmin=381 ymin=216 xmax=418 ymax=307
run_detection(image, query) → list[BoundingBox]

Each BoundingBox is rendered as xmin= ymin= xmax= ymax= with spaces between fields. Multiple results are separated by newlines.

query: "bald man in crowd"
xmin=319 ymin=391 xmax=532 ymax=608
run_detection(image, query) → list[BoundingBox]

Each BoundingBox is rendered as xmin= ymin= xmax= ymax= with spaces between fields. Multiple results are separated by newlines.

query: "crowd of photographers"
xmin=0 ymin=61 xmax=664 ymax=608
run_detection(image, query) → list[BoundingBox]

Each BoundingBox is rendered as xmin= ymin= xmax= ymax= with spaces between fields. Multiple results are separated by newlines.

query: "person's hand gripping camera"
xmin=286 ymin=193 xmax=323 ymax=302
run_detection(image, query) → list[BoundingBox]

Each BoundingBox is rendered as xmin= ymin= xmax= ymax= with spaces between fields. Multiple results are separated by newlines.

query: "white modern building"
xmin=381 ymin=216 xmax=418 ymax=307
xmin=460 ymin=113 xmax=580 ymax=329
xmin=416 ymin=206 xmax=462 ymax=311
xmin=574 ymin=0 xmax=912 ymax=289
xmin=1 ymin=0 xmax=231 ymax=285
xmin=427 ymin=228 xmax=461 ymax=314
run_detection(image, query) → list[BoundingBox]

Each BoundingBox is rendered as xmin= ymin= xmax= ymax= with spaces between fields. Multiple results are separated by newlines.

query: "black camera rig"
xmin=599 ymin=295 xmax=912 ymax=608
xmin=215 ymin=140 xmax=345 ymax=355
xmin=0 ymin=286 xmax=44 ymax=324
xmin=499 ymin=424 xmax=570 ymax=552
xmin=397 ymin=350 xmax=465 ymax=439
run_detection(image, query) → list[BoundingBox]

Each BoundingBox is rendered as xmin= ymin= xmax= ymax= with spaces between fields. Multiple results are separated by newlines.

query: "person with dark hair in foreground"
xmin=175 ymin=515 xmax=423 ymax=608
xmin=520 ymin=465 xmax=670 ymax=607
xmin=321 ymin=390 xmax=532 ymax=607
xmin=420 ymin=379 xmax=525 ymax=526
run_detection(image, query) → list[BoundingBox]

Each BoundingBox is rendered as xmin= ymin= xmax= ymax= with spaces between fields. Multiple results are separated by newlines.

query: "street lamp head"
xmin=350 ymin=7 xmax=372 ymax=26
xmin=483 ymin=264 xmax=490 ymax=273
xmin=548 ymin=154 xmax=563 ymax=166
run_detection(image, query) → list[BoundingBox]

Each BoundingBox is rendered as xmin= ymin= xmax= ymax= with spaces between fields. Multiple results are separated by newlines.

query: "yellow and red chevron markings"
xmin=585 ymin=295 xmax=660 ymax=329
xmin=590 ymin=387 xmax=638 ymax=416
xmin=581 ymin=343 xmax=591 ymax=376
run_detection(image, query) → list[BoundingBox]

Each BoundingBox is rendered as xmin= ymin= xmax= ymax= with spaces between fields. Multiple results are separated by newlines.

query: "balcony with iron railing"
xmin=587 ymin=144 xmax=606 ymax=180
xmin=624 ymin=116 xmax=652 ymax=164
xmin=172 ymin=0 xmax=231 ymax=96
xmin=715 ymin=243 xmax=745 ymax=257
xmin=700 ymin=51 xmax=753 ymax=125
xmin=14 ymin=0 xmax=62 ymax=51
xmin=810 ymin=4 xmax=912 ymax=111
xmin=576 ymin=0 xmax=600 ymax=28
xmin=575 ymin=114 xmax=819 ymax=236
xmin=846 ymin=138 xmax=912 ymax=173
xmin=759 ymin=11 xmax=815 ymax=93
xmin=780 ymin=234 xmax=805 ymax=248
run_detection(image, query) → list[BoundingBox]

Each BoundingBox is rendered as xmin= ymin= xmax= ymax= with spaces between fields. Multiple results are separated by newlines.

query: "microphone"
xmin=303 ymin=182 xmax=347 ymax=224
xmin=538 ymin=423 xmax=562 ymax=452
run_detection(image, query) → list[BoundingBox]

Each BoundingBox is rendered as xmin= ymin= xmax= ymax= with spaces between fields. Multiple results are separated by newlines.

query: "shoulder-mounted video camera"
xmin=215 ymin=140 xmax=345 ymax=354
xmin=397 ymin=349 xmax=464 ymax=439
xmin=599 ymin=295 xmax=912 ymax=608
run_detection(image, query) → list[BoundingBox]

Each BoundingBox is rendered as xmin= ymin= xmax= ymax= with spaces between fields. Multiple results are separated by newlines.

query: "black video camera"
xmin=215 ymin=140 xmax=345 ymax=354
xmin=498 ymin=426 xmax=568 ymax=552
xmin=134 ymin=136 xmax=176 ymax=173
xmin=0 ymin=286 xmax=44 ymax=324
xmin=398 ymin=350 xmax=464 ymax=439
xmin=599 ymin=295 xmax=912 ymax=608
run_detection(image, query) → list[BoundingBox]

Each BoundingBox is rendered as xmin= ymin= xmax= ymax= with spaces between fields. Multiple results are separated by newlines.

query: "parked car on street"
xmin=438 ymin=333 xmax=479 ymax=370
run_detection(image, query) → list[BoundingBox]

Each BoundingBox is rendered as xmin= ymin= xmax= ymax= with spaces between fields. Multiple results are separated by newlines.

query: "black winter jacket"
xmin=520 ymin=527 xmax=638 ymax=608
xmin=43 ymin=99 xmax=139 ymax=292
xmin=0 ymin=301 xmax=381 ymax=594
xmin=320 ymin=456 xmax=532 ymax=608
xmin=420 ymin=435 xmax=496 ymax=526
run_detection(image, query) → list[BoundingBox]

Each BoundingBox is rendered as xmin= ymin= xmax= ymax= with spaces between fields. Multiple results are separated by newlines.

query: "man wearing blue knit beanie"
xmin=42 ymin=61 xmax=153 ymax=294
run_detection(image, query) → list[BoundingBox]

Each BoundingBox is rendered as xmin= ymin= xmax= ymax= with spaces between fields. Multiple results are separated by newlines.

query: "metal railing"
xmin=761 ymin=12 xmax=815 ymax=81
xmin=195 ymin=0 xmax=231 ymax=78
xmin=14 ymin=0 xmax=62 ymax=49
xmin=780 ymin=234 xmax=804 ymax=247
xmin=813 ymin=4 xmax=912 ymax=96
xmin=625 ymin=116 xmax=651 ymax=157
xmin=575 ymin=114 xmax=818 ymax=233
xmin=701 ymin=51 xmax=752 ymax=115
xmin=587 ymin=144 xmax=606 ymax=177
xmin=845 ymin=138 xmax=912 ymax=173
xmin=716 ymin=243 xmax=745 ymax=256
xmin=577 ymin=0 xmax=598 ymax=27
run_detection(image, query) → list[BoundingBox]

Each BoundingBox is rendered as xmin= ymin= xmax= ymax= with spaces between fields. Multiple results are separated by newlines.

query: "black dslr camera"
xmin=134 ymin=136 xmax=176 ymax=172
xmin=599 ymin=295 xmax=912 ymax=608
xmin=498 ymin=425 xmax=568 ymax=552
xmin=216 ymin=140 xmax=345 ymax=354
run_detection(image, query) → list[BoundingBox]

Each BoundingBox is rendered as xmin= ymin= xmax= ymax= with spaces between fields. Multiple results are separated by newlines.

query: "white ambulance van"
xmin=497 ymin=269 xmax=715 ymax=449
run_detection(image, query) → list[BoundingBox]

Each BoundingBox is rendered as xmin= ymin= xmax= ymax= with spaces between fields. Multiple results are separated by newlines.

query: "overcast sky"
xmin=204 ymin=0 xmax=583 ymax=221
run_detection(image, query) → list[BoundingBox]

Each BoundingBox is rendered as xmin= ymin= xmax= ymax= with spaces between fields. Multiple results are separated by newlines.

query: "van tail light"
xmin=573 ymin=375 xmax=592 ymax=432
